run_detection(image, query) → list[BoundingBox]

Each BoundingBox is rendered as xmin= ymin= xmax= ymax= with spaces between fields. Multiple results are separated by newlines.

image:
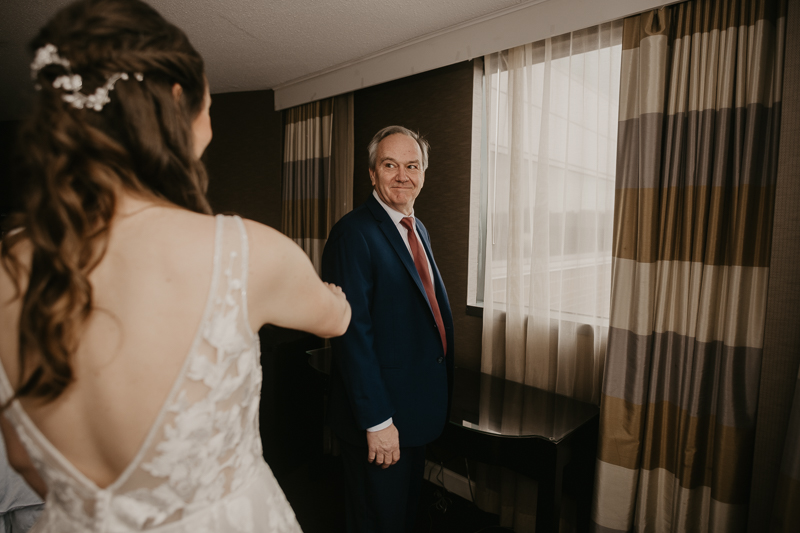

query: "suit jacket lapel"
xmin=416 ymin=221 xmax=452 ymax=325
xmin=366 ymin=196 xmax=434 ymax=314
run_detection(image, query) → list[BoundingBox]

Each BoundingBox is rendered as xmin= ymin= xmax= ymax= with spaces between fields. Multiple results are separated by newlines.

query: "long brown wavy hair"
xmin=1 ymin=0 xmax=211 ymax=407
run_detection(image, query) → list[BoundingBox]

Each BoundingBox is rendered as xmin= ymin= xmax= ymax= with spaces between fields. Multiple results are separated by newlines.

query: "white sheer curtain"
xmin=480 ymin=21 xmax=622 ymax=403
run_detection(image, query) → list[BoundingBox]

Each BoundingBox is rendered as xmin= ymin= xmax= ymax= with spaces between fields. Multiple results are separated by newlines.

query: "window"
xmin=468 ymin=23 xmax=622 ymax=329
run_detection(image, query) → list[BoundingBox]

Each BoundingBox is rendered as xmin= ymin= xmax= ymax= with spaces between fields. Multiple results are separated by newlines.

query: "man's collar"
xmin=372 ymin=190 xmax=414 ymax=225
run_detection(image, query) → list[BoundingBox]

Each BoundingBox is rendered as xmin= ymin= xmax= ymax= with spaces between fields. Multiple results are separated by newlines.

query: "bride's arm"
xmin=1 ymin=413 xmax=47 ymax=499
xmin=243 ymin=219 xmax=351 ymax=338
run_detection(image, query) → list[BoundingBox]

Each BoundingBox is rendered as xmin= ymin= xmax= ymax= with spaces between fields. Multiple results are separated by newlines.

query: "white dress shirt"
xmin=366 ymin=190 xmax=434 ymax=433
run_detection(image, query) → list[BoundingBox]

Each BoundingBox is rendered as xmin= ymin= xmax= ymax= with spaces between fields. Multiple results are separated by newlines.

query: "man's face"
xmin=369 ymin=133 xmax=425 ymax=216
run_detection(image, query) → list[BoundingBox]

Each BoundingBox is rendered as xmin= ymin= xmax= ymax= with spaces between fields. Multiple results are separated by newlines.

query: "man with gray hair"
xmin=322 ymin=126 xmax=453 ymax=533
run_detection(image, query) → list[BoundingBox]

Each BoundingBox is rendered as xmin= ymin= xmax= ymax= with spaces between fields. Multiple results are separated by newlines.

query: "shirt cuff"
xmin=366 ymin=418 xmax=393 ymax=432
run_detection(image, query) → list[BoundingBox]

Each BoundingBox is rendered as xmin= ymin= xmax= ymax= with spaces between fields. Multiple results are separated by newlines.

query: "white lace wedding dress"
xmin=0 ymin=215 xmax=304 ymax=532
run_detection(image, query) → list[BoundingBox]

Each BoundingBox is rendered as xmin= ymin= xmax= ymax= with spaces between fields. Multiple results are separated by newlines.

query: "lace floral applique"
xmin=137 ymin=248 xmax=257 ymax=523
xmin=112 ymin=243 xmax=260 ymax=528
xmin=113 ymin=484 xmax=186 ymax=529
xmin=15 ymin=428 xmax=95 ymax=529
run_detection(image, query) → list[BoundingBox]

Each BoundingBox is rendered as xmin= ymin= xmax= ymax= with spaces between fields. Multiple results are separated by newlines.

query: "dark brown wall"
xmin=204 ymin=89 xmax=283 ymax=229
xmin=353 ymin=61 xmax=483 ymax=371
xmin=0 ymin=120 xmax=22 ymax=219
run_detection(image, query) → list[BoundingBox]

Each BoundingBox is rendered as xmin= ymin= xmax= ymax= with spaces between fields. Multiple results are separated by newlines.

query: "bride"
xmin=0 ymin=0 xmax=351 ymax=531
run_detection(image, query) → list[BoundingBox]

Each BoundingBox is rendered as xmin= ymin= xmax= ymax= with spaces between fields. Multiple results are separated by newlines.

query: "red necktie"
xmin=400 ymin=217 xmax=447 ymax=355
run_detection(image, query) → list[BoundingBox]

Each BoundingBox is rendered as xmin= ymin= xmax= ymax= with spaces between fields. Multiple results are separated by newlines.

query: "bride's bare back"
xmin=0 ymin=194 xmax=350 ymax=489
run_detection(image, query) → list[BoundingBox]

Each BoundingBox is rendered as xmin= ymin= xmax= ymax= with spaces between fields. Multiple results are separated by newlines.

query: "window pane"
xmin=473 ymin=23 xmax=622 ymax=324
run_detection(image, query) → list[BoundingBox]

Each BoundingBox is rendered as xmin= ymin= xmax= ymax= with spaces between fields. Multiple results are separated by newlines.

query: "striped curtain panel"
xmin=592 ymin=0 xmax=787 ymax=531
xmin=282 ymin=95 xmax=354 ymax=272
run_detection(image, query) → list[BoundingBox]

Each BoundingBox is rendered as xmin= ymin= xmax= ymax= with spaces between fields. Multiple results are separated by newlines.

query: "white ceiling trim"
xmin=273 ymin=0 xmax=667 ymax=111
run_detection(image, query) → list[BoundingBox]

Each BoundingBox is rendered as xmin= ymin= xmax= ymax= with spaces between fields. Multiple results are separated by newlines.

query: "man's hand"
xmin=366 ymin=423 xmax=400 ymax=469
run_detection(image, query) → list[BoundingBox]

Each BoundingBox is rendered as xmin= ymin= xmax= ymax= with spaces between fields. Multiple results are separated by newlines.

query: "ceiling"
xmin=0 ymin=0 xmax=529 ymax=121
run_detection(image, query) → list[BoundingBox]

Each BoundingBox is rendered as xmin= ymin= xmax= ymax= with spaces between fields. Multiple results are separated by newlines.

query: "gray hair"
xmin=367 ymin=125 xmax=430 ymax=171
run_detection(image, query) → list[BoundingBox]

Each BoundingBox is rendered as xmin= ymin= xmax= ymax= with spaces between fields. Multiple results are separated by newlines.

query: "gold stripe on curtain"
xmin=281 ymin=95 xmax=353 ymax=273
xmin=592 ymin=0 xmax=787 ymax=531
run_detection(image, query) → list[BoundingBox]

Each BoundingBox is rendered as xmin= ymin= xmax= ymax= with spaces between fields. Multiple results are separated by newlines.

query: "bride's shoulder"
xmin=240 ymin=218 xmax=283 ymax=245
xmin=240 ymin=218 xmax=306 ymax=265
xmin=239 ymin=218 xmax=314 ymax=286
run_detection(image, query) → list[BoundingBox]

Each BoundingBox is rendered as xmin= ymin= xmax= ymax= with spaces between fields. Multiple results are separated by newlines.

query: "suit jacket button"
xmin=434 ymin=323 xmax=438 ymax=328
xmin=437 ymin=357 xmax=444 ymax=364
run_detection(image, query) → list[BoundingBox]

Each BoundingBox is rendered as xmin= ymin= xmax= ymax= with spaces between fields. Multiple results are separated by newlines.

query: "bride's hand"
xmin=323 ymin=283 xmax=350 ymax=335
xmin=324 ymin=282 xmax=346 ymax=298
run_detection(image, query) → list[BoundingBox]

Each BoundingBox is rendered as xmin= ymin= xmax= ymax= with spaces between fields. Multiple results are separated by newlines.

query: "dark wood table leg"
xmin=535 ymin=442 xmax=557 ymax=532
xmin=535 ymin=440 xmax=571 ymax=532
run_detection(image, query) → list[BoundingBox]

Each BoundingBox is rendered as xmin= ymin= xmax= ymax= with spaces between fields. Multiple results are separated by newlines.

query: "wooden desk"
xmin=438 ymin=367 xmax=599 ymax=533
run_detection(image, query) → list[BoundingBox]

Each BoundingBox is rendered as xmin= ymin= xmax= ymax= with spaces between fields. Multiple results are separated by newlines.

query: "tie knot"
xmin=401 ymin=217 xmax=414 ymax=232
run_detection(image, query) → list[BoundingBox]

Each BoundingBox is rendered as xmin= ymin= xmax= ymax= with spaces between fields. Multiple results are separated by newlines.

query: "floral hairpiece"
xmin=31 ymin=43 xmax=143 ymax=111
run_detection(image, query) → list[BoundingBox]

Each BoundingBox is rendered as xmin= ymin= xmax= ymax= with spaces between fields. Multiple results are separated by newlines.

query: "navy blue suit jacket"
xmin=321 ymin=194 xmax=454 ymax=448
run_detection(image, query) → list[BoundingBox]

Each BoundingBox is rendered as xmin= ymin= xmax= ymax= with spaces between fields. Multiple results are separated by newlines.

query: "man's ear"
xmin=368 ymin=168 xmax=376 ymax=186
xmin=172 ymin=83 xmax=183 ymax=102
